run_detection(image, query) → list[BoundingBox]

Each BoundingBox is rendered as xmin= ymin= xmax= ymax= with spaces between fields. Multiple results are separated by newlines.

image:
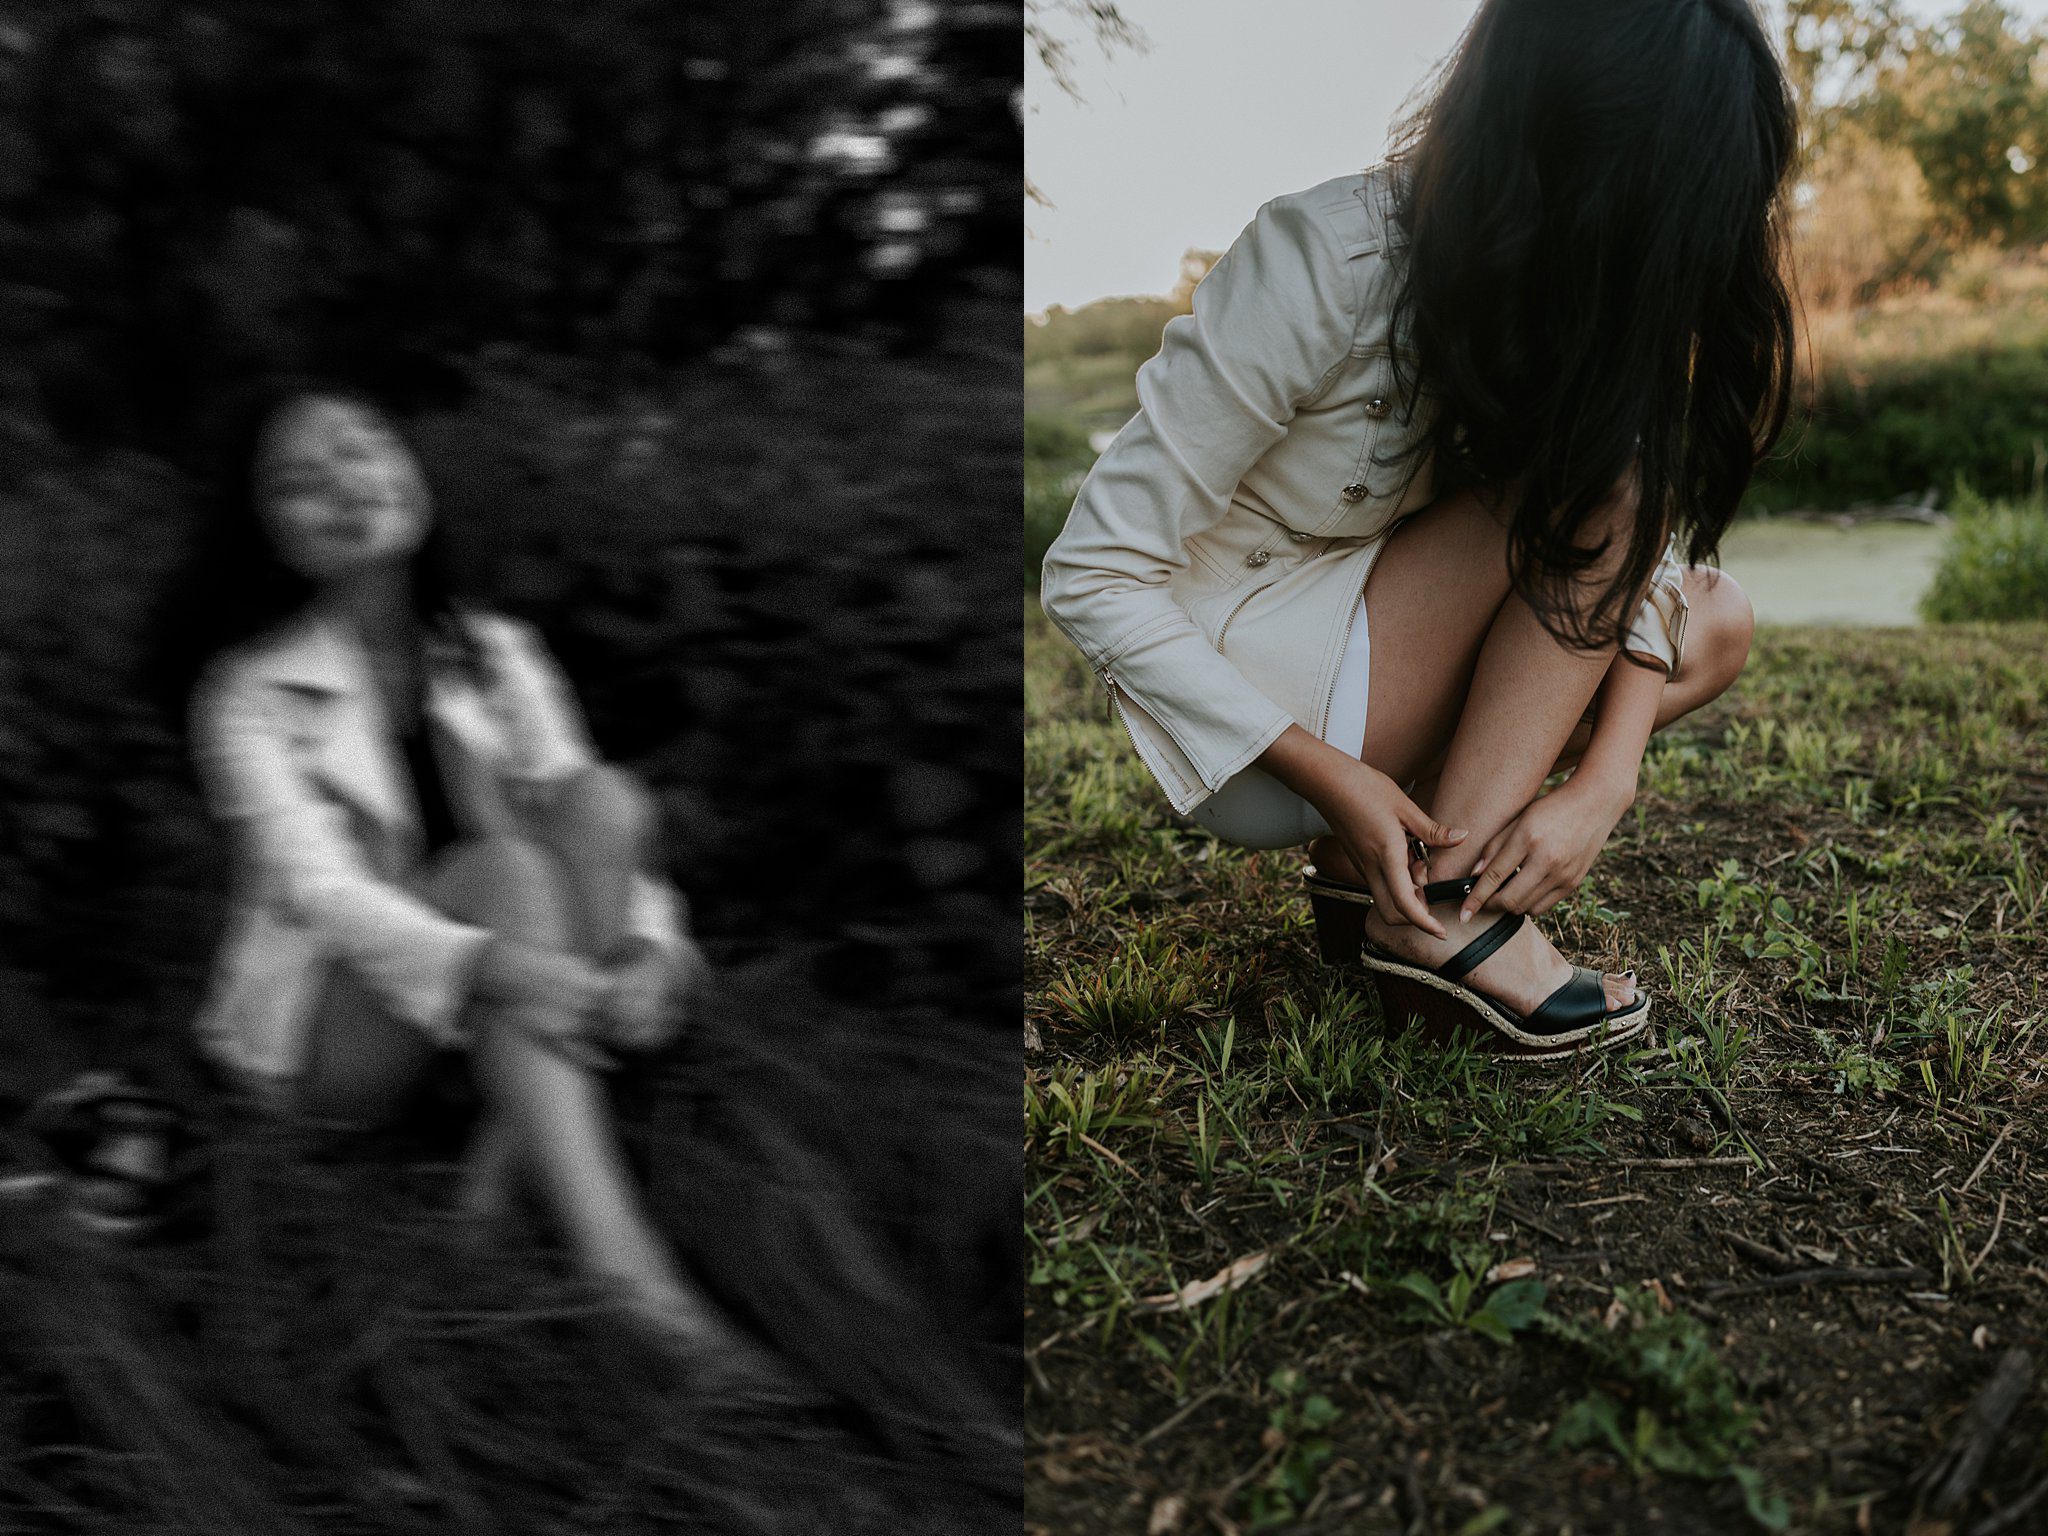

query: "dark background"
xmin=0 ymin=1 xmax=1021 ymax=1528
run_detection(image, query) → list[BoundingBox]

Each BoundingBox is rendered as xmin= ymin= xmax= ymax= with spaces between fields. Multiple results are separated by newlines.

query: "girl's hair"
xmin=1383 ymin=0 xmax=1797 ymax=650
xmin=150 ymin=372 xmax=479 ymax=729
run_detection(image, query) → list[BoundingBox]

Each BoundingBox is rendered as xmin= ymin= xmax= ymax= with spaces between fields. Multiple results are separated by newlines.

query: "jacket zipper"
xmin=1101 ymin=668 xmax=1197 ymax=801
xmin=1212 ymin=580 xmax=1269 ymax=654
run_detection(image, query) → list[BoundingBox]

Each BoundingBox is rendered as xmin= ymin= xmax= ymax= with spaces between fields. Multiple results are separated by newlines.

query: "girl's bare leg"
xmin=522 ymin=763 xmax=660 ymax=955
xmin=1307 ymin=484 xmax=1643 ymax=1015
xmin=456 ymin=764 xmax=661 ymax=1219
xmin=424 ymin=835 xmax=726 ymax=1339
xmin=1402 ymin=564 xmax=1755 ymax=796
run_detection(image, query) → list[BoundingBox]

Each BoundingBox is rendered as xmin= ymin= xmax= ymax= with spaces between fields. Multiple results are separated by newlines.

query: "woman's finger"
xmin=1459 ymin=833 xmax=1527 ymax=921
xmin=1380 ymin=838 xmax=1445 ymax=938
xmin=1396 ymin=799 xmax=1468 ymax=849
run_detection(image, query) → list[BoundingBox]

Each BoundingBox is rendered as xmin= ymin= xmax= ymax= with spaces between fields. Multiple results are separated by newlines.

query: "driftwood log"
xmin=1771 ymin=488 xmax=1951 ymax=528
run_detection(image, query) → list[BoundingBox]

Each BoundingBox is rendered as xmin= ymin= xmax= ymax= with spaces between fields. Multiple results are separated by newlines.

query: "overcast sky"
xmin=1024 ymin=0 xmax=2048 ymax=314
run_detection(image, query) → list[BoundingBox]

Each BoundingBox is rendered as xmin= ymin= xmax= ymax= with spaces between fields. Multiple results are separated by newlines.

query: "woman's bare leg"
xmin=521 ymin=763 xmax=659 ymax=956
xmin=1402 ymin=564 xmax=1755 ymax=796
xmin=1308 ymin=483 xmax=1645 ymax=1015
xmin=424 ymin=835 xmax=725 ymax=1339
xmin=456 ymin=765 xmax=661 ymax=1218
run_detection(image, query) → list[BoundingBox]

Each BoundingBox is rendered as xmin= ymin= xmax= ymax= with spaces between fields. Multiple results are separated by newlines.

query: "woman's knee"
xmin=425 ymin=833 xmax=573 ymax=939
xmin=543 ymin=763 xmax=658 ymax=866
xmin=1682 ymin=566 xmax=1753 ymax=695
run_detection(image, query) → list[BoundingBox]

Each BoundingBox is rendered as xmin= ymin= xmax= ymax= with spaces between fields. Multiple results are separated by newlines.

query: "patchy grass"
xmin=1026 ymin=605 xmax=2048 ymax=1535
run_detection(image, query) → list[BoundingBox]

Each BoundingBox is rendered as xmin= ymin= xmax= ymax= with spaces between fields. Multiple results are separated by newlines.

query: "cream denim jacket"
xmin=189 ymin=607 xmax=686 ymax=1083
xmin=1040 ymin=164 xmax=1690 ymax=815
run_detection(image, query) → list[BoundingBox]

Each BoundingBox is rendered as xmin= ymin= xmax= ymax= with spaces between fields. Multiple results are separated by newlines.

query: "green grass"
xmin=1026 ymin=603 xmax=2048 ymax=1533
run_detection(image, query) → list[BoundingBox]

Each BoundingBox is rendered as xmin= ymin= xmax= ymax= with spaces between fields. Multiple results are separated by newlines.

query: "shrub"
xmin=1920 ymin=489 xmax=2048 ymax=622
xmin=1753 ymin=349 xmax=2048 ymax=512
xmin=1024 ymin=411 xmax=1096 ymax=583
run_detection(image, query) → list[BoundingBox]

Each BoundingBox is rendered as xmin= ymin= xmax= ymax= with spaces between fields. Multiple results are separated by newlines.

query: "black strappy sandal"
xmin=1304 ymin=867 xmax=1650 ymax=1064
xmin=18 ymin=1073 xmax=211 ymax=1243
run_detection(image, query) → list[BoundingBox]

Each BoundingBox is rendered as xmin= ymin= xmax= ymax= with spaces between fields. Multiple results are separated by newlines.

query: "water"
xmin=1716 ymin=518 xmax=1951 ymax=627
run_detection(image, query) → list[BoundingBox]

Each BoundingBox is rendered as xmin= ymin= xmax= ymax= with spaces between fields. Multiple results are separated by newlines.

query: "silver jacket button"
xmin=1245 ymin=549 xmax=1271 ymax=568
xmin=1340 ymin=483 xmax=1368 ymax=502
xmin=1365 ymin=397 xmax=1391 ymax=419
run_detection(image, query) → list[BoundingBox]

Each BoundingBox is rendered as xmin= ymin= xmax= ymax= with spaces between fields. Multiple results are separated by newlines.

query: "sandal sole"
xmin=1305 ymin=872 xmax=1651 ymax=1061
xmin=1361 ymin=956 xmax=1651 ymax=1064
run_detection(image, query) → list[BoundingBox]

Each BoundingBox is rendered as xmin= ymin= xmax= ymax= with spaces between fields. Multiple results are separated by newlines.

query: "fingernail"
xmin=1450 ymin=828 xmax=1468 ymax=840
xmin=1459 ymin=908 xmax=1471 ymax=923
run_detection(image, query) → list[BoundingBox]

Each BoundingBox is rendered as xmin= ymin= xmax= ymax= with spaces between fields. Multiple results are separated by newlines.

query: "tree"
xmin=1867 ymin=0 xmax=2048 ymax=245
xmin=1022 ymin=0 xmax=1147 ymax=208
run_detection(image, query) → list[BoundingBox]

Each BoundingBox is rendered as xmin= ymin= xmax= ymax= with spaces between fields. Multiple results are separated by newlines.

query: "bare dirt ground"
xmin=1026 ymin=610 xmax=2048 ymax=1535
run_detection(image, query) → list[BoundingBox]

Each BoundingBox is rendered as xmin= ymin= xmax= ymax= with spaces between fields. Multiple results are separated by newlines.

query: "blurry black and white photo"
xmin=0 ymin=0 xmax=1020 ymax=1528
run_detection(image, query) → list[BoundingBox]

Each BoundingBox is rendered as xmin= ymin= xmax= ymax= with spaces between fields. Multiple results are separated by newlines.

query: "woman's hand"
xmin=1313 ymin=758 xmax=1469 ymax=937
xmin=592 ymin=936 xmax=699 ymax=1053
xmin=469 ymin=938 xmax=615 ymax=1070
xmin=1457 ymin=770 xmax=1635 ymax=922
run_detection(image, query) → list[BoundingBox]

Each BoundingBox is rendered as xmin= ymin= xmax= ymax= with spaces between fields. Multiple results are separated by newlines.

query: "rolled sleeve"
xmin=1039 ymin=192 xmax=1360 ymax=812
xmin=476 ymin=615 xmax=600 ymax=785
xmin=192 ymin=660 xmax=496 ymax=1043
xmin=1621 ymin=535 xmax=1691 ymax=677
xmin=623 ymin=869 xmax=687 ymax=958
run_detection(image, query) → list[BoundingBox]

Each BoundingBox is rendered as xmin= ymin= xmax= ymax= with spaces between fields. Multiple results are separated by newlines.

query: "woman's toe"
xmin=1604 ymin=970 xmax=1637 ymax=1009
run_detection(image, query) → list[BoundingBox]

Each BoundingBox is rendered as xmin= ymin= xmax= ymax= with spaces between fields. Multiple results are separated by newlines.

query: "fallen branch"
xmin=1917 ymin=1347 xmax=2036 ymax=1518
xmin=1696 ymin=1264 xmax=1927 ymax=1301
xmin=1716 ymin=1229 xmax=1800 ymax=1274
xmin=1510 ymin=1155 xmax=1754 ymax=1176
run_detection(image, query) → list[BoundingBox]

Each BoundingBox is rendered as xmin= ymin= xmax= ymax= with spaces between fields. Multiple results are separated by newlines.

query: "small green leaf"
xmin=1482 ymin=1279 xmax=1549 ymax=1331
xmin=1464 ymin=1311 xmax=1512 ymax=1345
xmin=1299 ymin=1395 xmax=1340 ymax=1431
xmin=1457 ymin=1509 xmax=1512 ymax=1536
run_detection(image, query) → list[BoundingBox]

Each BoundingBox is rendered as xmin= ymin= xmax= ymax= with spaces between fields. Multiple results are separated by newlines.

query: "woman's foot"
xmin=615 ymin=1281 xmax=824 ymax=1406
xmin=1311 ymin=837 xmax=1635 ymax=1017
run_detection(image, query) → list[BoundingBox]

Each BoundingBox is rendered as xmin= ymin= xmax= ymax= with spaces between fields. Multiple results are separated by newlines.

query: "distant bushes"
xmin=1024 ymin=413 xmax=1092 ymax=582
xmin=1920 ymin=490 xmax=2048 ymax=622
xmin=1754 ymin=349 xmax=2048 ymax=512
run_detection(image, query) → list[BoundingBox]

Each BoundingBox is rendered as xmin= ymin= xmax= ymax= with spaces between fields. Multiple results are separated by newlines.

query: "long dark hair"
xmin=150 ymin=373 xmax=479 ymax=729
xmin=1384 ymin=0 xmax=1798 ymax=651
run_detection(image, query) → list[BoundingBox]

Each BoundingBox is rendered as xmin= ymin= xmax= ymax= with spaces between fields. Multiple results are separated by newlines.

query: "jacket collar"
xmin=243 ymin=607 xmax=482 ymax=697
xmin=240 ymin=608 xmax=485 ymax=838
xmin=242 ymin=607 xmax=364 ymax=696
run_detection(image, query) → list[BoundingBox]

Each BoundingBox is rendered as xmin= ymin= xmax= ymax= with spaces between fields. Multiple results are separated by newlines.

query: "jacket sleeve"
xmin=190 ymin=659 xmax=495 ymax=1045
xmin=485 ymin=616 xmax=690 ymax=962
xmin=1038 ymin=192 xmax=1361 ymax=810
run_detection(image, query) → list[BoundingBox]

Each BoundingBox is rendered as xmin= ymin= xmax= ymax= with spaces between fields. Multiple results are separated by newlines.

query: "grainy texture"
xmin=0 ymin=348 xmax=1021 ymax=1531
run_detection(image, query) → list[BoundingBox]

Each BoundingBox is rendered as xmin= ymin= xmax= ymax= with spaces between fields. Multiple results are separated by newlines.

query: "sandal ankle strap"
xmin=1420 ymin=876 xmax=1479 ymax=907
